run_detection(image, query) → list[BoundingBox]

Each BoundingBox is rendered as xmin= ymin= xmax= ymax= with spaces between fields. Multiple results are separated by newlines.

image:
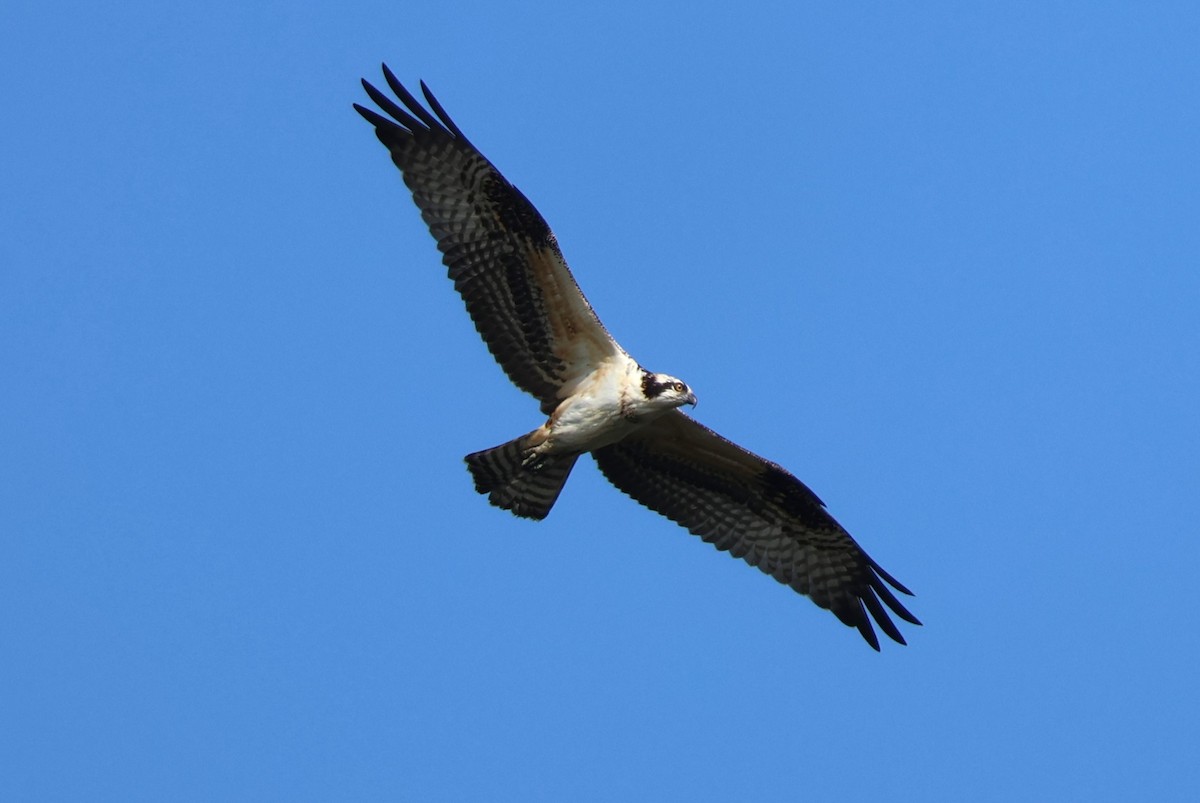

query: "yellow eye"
xmin=673 ymin=382 xmax=685 ymax=393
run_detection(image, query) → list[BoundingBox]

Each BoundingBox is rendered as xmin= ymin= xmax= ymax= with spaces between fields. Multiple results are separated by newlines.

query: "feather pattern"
xmin=354 ymin=65 xmax=623 ymax=414
xmin=592 ymin=411 xmax=920 ymax=650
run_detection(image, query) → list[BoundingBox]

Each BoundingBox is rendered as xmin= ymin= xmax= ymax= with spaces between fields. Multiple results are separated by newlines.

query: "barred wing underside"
xmin=592 ymin=411 xmax=920 ymax=650
xmin=355 ymin=65 xmax=623 ymax=413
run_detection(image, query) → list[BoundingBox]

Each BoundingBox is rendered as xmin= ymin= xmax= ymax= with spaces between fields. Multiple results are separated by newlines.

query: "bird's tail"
xmin=464 ymin=434 xmax=579 ymax=520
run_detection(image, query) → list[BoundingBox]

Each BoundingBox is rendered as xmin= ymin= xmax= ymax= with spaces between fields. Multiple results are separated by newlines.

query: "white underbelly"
xmin=549 ymin=400 xmax=638 ymax=452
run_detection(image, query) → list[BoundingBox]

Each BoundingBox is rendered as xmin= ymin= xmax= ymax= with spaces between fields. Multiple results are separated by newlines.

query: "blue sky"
xmin=3 ymin=1 xmax=1198 ymax=800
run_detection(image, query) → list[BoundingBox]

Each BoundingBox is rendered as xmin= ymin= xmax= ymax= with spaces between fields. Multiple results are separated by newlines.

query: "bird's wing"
xmin=355 ymin=65 xmax=624 ymax=413
xmin=591 ymin=411 xmax=920 ymax=650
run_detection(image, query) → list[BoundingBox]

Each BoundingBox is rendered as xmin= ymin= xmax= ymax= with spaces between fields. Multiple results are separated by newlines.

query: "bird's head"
xmin=641 ymin=371 xmax=698 ymax=410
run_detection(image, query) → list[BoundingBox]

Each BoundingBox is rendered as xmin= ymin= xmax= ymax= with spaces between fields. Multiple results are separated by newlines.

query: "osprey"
xmin=355 ymin=65 xmax=921 ymax=649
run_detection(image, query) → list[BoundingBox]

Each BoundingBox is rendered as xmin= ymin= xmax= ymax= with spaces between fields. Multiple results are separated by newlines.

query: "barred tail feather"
xmin=464 ymin=435 xmax=578 ymax=520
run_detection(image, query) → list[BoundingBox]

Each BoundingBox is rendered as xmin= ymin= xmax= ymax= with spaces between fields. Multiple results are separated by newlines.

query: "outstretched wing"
xmin=592 ymin=411 xmax=920 ymax=650
xmin=355 ymin=65 xmax=624 ymax=413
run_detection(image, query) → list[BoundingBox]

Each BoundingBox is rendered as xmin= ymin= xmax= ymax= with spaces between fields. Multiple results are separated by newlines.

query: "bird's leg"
xmin=521 ymin=450 xmax=548 ymax=471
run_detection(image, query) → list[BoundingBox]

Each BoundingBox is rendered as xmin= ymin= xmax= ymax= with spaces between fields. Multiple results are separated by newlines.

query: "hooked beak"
xmin=686 ymin=392 xmax=698 ymax=408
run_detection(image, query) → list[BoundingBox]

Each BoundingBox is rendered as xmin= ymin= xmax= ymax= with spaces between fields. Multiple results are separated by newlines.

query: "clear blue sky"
xmin=3 ymin=1 xmax=1198 ymax=800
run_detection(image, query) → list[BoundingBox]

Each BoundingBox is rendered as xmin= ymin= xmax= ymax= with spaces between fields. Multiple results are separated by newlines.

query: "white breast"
xmin=546 ymin=356 xmax=645 ymax=453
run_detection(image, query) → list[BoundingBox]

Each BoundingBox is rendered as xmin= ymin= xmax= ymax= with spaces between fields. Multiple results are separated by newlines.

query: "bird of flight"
xmin=354 ymin=65 xmax=920 ymax=649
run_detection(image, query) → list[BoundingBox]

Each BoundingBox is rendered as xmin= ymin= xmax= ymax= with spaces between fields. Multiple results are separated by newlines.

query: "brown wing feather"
xmin=355 ymin=64 xmax=622 ymax=413
xmin=591 ymin=410 xmax=920 ymax=650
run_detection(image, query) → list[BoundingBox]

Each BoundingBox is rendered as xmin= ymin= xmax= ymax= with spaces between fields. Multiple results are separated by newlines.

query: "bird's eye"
xmin=673 ymin=382 xmax=685 ymax=393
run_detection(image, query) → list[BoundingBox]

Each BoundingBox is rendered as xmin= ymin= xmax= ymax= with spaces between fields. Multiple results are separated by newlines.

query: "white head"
xmin=640 ymin=371 xmax=698 ymax=411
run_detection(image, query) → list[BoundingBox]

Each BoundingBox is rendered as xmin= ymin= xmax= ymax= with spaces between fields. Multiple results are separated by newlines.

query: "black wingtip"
xmin=351 ymin=102 xmax=375 ymax=122
xmin=420 ymin=79 xmax=469 ymax=142
xmin=866 ymin=590 xmax=911 ymax=646
xmin=869 ymin=572 xmax=923 ymax=627
xmin=357 ymin=64 xmax=471 ymax=149
xmin=871 ymin=557 xmax=916 ymax=597
xmin=380 ymin=65 xmax=443 ymax=131
xmin=380 ymin=62 xmax=402 ymax=90
xmin=857 ymin=617 xmax=883 ymax=651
